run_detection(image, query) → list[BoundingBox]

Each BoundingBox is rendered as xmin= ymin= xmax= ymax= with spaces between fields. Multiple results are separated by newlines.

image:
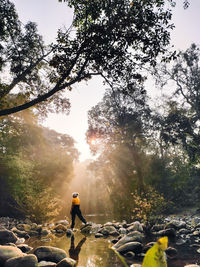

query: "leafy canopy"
xmin=0 ymin=0 xmax=174 ymax=116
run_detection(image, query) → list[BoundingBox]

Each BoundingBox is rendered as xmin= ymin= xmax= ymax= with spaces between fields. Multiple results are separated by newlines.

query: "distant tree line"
xmin=0 ymin=110 xmax=78 ymax=222
xmin=86 ymin=44 xmax=200 ymax=222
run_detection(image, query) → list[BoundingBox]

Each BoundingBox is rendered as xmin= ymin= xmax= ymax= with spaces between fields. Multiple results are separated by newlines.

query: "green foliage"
xmin=155 ymin=44 xmax=200 ymax=163
xmin=0 ymin=111 xmax=78 ymax=222
xmin=131 ymin=186 xmax=167 ymax=223
xmin=0 ymin=0 xmax=175 ymax=116
xmin=86 ymin=50 xmax=200 ymax=219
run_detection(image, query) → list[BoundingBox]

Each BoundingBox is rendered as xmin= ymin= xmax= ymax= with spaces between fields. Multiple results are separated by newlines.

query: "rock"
xmin=41 ymin=229 xmax=50 ymax=236
xmin=28 ymin=230 xmax=40 ymax=237
xmin=119 ymin=228 xmax=127 ymax=234
xmin=0 ymin=230 xmax=18 ymax=244
xmin=192 ymin=230 xmax=200 ymax=236
xmin=176 ymin=238 xmax=187 ymax=246
xmin=5 ymin=243 xmax=17 ymax=247
xmin=80 ymin=225 xmax=92 ymax=234
xmin=178 ymin=228 xmax=191 ymax=234
xmin=113 ymin=231 xmax=144 ymax=249
xmin=165 ymin=220 xmax=186 ymax=230
xmin=12 ymin=228 xmax=30 ymax=239
xmin=130 ymin=264 xmax=142 ymax=267
xmin=142 ymin=242 xmax=155 ymax=253
xmin=165 ymin=247 xmax=178 ymax=258
xmin=115 ymin=241 xmax=143 ymax=255
xmin=33 ymin=246 xmax=67 ymax=263
xmin=110 ymin=231 xmax=119 ymax=236
xmin=16 ymin=238 xmax=25 ymax=244
xmin=127 ymin=221 xmax=143 ymax=232
xmin=0 ymin=245 xmax=24 ymax=265
xmin=99 ymin=225 xmax=117 ymax=235
xmin=192 ymin=217 xmax=200 ymax=226
xmin=4 ymin=254 xmax=38 ymax=267
xmin=55 ymin=220 xmax=69 ymax=227
xmin=104 ymin=222 xmax=115 ymax=226
xmin=17 ymin=244 xmax=33 ymax=253
xmin=53 ymin=225 xmax=67 ymax=232
xmin=38 ymin=260 xmax=56 ymax=266
xmin=95 ymin=233 xmax=104 ymax=238
xmin=30 ymin=223 xmax=38 ymax=230
xmin=155 ymin=228 xmax=176 ymax=237
xmin=16 ymin=224 xmax=31 ymax=232
xmin=41 ymin=238 xmax=52 ymax=243
xmin=88 ymin=224 xmax=102 ymax=234
xmin=66 ymin=229 xmax=73 ymax=237
xmin=151 ymin=224 xmax=165 ymax=232
xmin=56 ymin=257 xmax=76 ymax=267
xmin=110 ymin=238 xmax=119 ymax=244
xmin=124 ymin=251 xmax=135 ymax=259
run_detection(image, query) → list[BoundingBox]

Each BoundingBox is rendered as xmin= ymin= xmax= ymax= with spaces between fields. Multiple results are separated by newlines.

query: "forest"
xmin=0 ymin=0 xmax=199 ymax=225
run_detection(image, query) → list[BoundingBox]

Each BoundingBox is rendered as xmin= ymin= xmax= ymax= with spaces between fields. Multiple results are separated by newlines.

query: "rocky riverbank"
xmin=0 ymin=214 xmax=200 ymax=266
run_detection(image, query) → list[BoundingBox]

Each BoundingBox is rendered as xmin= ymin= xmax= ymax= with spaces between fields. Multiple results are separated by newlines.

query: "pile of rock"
xmin=0 ymin=218 xmax=76 ymax=266
xmin=0 ymin=245 xmax=76 ymax=267
xmin=80 ymin=217 xmax=200 ymax=266
xmin=1 ymin=215 xmax=200 ymax=266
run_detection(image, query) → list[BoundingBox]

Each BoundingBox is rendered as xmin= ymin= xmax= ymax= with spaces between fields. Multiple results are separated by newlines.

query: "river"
xmin=26 ymin=214 xmax=200 ymax=267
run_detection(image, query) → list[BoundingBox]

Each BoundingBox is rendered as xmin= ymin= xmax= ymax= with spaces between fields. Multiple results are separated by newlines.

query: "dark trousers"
xmin=71 ymin=206 xmax=86 ymax=229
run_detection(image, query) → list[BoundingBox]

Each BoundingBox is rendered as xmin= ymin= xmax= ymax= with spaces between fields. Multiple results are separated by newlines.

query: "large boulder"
xmin=56 ymin=258 xmax=76 ymax=267
xmin=113 ymin=231 xmax=144 ymax=249
xmin=127 ymin=221 xmax=143 ymax=233
xmin=0 ymin=245 xmax=24 ymax=265
xmin=99 ymin=225 xmax=118 ymax=236
xmin=165 ymin=220 xmax=186 ymax=230
xmin=116 ymin=241 xmax=143 ymax=255
xmin=0 ymin=230 xmax=18 ymax=244
xmin=4 ymin=254 xmax=38 ymax=267
xmin=33 ymin=246 xmax=67 ymax=263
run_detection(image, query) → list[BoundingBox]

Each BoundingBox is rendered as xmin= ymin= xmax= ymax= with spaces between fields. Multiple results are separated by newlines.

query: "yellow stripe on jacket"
xmin=72 ymin=197 xmax=80 ymax=205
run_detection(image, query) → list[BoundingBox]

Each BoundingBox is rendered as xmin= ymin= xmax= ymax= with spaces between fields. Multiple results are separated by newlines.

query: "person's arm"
xmin=70 ymin=200 xmax=74 ymax=214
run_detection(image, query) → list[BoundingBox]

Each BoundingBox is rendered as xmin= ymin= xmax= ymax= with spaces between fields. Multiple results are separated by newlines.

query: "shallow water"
xmin=27 ymin=231 xmax=125 ymax=267
xmin=26 ymin=215 xmax=200 ymax=267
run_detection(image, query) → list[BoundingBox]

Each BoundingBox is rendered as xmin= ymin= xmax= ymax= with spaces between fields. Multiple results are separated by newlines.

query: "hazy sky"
xmin=12 ymin=0 xmax=200 ymax=161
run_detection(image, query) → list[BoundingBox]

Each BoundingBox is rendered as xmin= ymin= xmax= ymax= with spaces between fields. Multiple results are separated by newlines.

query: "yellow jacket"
xmin=72 ymin=197 xmax=80 ymax=205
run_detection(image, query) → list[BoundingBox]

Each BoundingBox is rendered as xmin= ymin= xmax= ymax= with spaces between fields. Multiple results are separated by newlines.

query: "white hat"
xmin=72 ymin=192 xmax=79 ymax=198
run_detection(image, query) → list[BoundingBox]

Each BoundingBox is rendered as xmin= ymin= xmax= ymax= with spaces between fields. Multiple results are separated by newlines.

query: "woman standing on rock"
xmin=70 ymin=192 xmax=87 ymax=230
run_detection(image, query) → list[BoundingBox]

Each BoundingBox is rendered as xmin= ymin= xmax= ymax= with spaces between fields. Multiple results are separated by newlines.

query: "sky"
xmin=12 ymin=0 xmax=200 ymax=161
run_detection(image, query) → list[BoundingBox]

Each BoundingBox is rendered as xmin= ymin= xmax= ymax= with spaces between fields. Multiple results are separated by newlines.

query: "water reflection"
xmin=69 ymin=235 xmax=86 ymax=265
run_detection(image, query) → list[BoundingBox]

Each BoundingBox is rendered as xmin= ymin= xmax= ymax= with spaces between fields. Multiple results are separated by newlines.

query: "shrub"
xmin=131 ymin=186 xmax=167 ymax=223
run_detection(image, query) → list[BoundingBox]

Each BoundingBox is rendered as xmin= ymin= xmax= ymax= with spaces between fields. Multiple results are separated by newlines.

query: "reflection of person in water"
xmin=69 ymin=235 xmax=87 ymax=265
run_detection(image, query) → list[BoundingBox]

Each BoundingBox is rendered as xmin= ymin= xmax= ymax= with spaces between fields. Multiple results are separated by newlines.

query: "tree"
xmin=155 ymin=44 xmax=200 ymax=163
xmin=0 ymin=0 xmax=175 ymax=116
xmin=0 ymin=111 xmax=78 ymax=221
xmin=86 ymin=83 xmax=151 ymax=191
